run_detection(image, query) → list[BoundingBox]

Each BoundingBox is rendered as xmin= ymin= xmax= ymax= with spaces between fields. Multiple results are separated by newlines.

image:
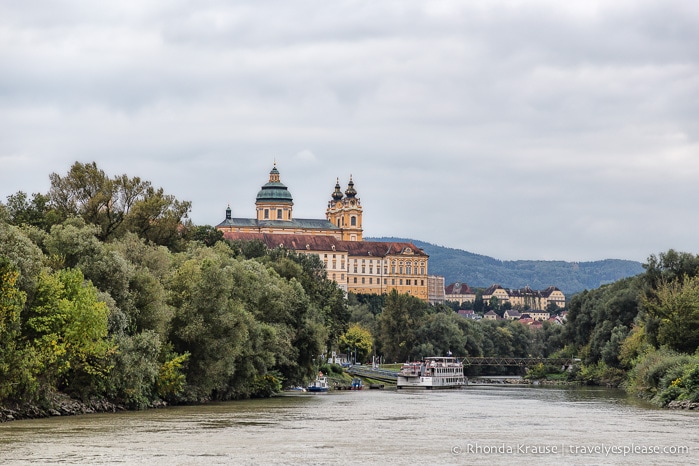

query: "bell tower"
xmin=326 ymin=175 xmax=363 ymax=241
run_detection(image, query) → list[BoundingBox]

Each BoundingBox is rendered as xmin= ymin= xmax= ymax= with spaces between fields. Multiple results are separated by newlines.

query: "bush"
xmin=625 ymin=348 xmax=699 ymax=406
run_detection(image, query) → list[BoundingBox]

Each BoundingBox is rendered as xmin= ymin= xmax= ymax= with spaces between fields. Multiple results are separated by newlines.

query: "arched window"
xmin=351 ymin=216 xmax=357 ymax=226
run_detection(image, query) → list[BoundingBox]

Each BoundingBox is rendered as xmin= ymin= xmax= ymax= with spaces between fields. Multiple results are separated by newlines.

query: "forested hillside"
xmin=369 ymin=237 xmax=644 ymax=294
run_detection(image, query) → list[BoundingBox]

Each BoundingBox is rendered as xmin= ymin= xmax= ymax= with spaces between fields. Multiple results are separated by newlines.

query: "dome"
xmin=256 ymin=182 xmax=293 ymax=204
xmin=256 ymin=165 xmax=293 ymax=204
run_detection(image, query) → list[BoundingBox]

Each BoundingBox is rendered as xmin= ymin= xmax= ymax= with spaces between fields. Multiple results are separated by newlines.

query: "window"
xmin=354 ymin=266 xmax=358 ymax=273
xmin=406 ymin=279 xmax=411 ymax=286
xmin=351 ymin=216 xmax=357 ymax=226
xmin=354 ymin=277 xmax=357 ymax=284
xmin=406 ymin=265 xmax=412 ymax=275
xmin=361 ymin=277 xmax=365 ymax=284
xmin=392 ymin=279 xmax=395 ymax=285
xmin=400 ymin=279 xmax=403 ymax=285
xmin=264 ymin=209 xmax=269 ymax=219
xmin=369 ymin=278 xmax=373 ymax=284
xmin=384 ymin=267 xmax=388 ymax=274
xmin=383 ymin=278 xmax=387 ymax=285
xmin=421 ymin=280 xmax=424 ymax=286
xmin=362 ymin=267 xmax=365 ymax=273
xmin=277 ymin=209 xmax=282 ymax=219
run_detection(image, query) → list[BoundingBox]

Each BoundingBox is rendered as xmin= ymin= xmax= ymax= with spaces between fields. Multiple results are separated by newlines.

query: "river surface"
xmin=1 ymin=385 xmax=697 ymax=465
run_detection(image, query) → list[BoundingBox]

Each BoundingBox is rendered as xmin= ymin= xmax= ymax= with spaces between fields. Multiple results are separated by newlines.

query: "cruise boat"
xmin=396 ymin=356 xmax=466 ymax=389
xmin=307 ymin=372 xmax=330 ymax=392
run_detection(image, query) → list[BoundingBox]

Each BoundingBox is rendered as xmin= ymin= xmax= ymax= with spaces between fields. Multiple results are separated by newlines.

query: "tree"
xmin=642 ymin=275 xmax=699 ymax=354
xmin=27 ymin=268 xmax=114 ymax=399
xmin=49 ymin=161 xmax=191 ymax=248
xmin=0 ymin=259 xmax=29 ymax=401
xmin=377 ymin=290 xmax=428 ymax=362
xmin=4 ymin=191 xmax=58 ymax=230
xmin=415 ymin=313 xmax=466 ymax=359
xmin=338 ymin=324 xmax=373 ymax=363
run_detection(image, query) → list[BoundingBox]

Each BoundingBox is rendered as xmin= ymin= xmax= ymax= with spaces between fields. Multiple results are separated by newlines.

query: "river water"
xmin=1 ymin=386 xmax=697 ymax=465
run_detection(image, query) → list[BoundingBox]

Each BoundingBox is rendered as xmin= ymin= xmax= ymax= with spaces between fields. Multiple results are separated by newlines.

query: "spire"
xmin=331 ymin=177 xmax=343 ymax=201
xmin=269 ymin=161 xmax=280 ymax=183
xmin=344 ymin=174 xmax=357 ymax=198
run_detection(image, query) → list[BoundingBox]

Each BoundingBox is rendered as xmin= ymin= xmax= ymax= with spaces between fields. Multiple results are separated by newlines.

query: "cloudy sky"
xmin=1 ymin=0 xmax=697 ymax=262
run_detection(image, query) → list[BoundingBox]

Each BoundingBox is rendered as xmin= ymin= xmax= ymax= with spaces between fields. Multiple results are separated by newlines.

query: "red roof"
xmin=223 ymin=232 xmax=427 ymax=258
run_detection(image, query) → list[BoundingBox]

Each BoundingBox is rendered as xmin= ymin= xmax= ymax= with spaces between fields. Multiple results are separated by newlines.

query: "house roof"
xmin=445 ymin=282 xmax=474 ymax=295
xmin=217 ymin=217 xmax=339 ymax=230
xmin=222 ymin=232 xmax=427 ymax=258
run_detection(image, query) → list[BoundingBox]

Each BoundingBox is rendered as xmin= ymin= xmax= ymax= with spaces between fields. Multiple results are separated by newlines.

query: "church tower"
xmin=255 ymin=163 xmax=294 ymax=221
xmin=326 ymin=175 xmax=363 ymax=241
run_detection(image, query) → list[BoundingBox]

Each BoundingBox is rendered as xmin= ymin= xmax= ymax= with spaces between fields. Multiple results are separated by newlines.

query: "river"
xmin=0 ymin=386 xmax=697 ymax=465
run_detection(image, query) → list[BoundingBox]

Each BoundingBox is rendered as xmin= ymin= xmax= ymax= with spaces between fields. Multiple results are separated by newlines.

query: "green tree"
xmin=642 ymin=275 xmax=699 ymax=354
xmin=377 ymin=290 xmax=428 ymax=362
xmin=4 ymin=191 xmax=58 ymax=231
xmin=338 ymin=324 xmax=373 ymax=363
xmin=415 ymin=312 xmax=466 ymax=358
xmin=27 ymin=268 xmax=114 ymax=399
xmin=0 ymin=259 xmax=30 ymax=400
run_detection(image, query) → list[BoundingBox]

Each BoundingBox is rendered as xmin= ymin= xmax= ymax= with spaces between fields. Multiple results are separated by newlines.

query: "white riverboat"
xmin=396 ymin=356 xmax=466 ymax=389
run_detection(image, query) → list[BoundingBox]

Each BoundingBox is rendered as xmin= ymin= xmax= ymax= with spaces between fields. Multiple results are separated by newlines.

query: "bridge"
xmin=347 ymin=357 xmax=578 ymax=383
xmin=461 ymin=357 xmax=576 ymax=368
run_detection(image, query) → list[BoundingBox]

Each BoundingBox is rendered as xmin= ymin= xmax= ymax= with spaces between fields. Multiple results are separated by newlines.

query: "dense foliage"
xmin=0 ymin=162 xmax=348 ymax=408
xmin=563 ymin=249 xmax=699 ymax=405
xmin=3 ymin=162 xmax=697 ymax=411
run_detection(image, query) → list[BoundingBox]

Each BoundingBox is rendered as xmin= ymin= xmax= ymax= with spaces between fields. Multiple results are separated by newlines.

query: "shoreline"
xmin=1 ymin=393 xmax=136 ymax=423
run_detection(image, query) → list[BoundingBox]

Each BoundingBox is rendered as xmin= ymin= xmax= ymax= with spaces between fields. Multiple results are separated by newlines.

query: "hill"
xmin=366 ymin=237 xmax=645 ymax=296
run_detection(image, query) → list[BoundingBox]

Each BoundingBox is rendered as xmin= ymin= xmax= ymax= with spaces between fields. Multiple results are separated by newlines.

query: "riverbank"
xmin=0 ymin=393 xmax=134 ymax=423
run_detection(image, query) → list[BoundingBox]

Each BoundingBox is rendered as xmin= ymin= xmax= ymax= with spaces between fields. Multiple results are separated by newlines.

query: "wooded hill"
xmin=368 ymin=237 xmax=645 ymax=295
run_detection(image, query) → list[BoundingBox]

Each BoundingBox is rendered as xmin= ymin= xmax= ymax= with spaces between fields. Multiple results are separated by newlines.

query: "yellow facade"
xmin=216 ymin=165 xmax=429 ymax=301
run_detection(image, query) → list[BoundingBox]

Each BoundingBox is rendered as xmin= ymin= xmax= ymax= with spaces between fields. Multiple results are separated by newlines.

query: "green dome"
xmin=256 ymin=181 xmax=293 ymax=204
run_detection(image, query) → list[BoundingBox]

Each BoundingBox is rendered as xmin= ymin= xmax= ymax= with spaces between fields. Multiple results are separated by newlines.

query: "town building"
xmin=428 ymin=275 xmax=446 ymax=305
xmin=446 ymin=283 xmax=566 ymax=310
xmin=444 ymin=282 xmax=476 ymax=305
xmin=216 ymin=164 xmax=431 ymax=301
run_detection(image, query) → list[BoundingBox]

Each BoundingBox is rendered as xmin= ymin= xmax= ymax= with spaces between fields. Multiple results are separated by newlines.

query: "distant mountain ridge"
xmin=366 ymin=237 xmax=645 ymax=296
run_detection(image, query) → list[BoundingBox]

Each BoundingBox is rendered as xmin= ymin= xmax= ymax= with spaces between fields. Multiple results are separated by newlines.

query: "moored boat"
xmin=396 ymin=356 xmax=465 ymax=389
xmin=350 ymin=378 xmax=364 ymax=390
xmin=307 ymin=372 xmax=330 ymax=392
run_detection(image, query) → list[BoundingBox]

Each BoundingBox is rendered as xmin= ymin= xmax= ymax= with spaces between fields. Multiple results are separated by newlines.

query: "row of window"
xmin=262 ymin=208 xmax=287 ymax=220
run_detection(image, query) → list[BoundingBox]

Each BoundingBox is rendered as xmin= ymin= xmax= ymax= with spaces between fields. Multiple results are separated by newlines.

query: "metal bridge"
xmin=461 ymin=357 xmax=576 ymax=367
xmin=347 ymin=357 xmax=578 ymax=383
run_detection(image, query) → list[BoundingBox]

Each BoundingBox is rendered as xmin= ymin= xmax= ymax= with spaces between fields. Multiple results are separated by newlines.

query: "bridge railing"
xmin=461 ymin=357 xmax=576 ymax=367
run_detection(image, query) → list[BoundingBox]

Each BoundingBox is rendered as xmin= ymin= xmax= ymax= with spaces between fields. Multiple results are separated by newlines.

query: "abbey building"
xmin=216 ymin=164 xmax=430 ymax=301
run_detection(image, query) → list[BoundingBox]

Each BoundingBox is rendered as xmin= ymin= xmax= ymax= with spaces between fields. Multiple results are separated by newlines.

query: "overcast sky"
xmin=1 ymin=0 xmax=697 ymax=262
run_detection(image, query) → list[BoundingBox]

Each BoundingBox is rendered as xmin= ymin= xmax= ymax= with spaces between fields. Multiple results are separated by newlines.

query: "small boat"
xmin=396 ymin=356 xmax=465 ymax=389
xmin=350 ymin=378 xmax=364 ymax=390
xmin=307 ymin=372 xmax=330 ymax=392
